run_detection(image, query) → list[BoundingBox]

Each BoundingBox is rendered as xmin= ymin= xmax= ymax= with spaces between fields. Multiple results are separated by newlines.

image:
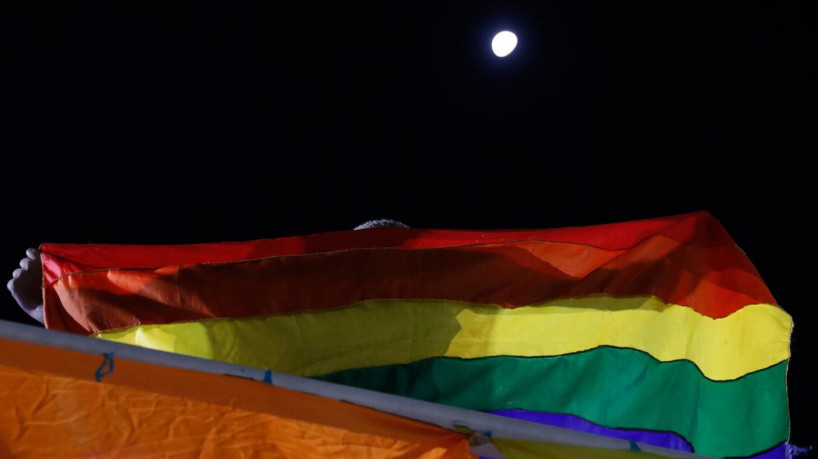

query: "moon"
xmin=491 ymin=31 xmax=518 ymax=57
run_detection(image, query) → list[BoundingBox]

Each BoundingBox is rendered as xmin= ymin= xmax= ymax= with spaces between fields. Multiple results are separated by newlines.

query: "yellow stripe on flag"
xmin=95 ymin=296 xmax=791 ymax=381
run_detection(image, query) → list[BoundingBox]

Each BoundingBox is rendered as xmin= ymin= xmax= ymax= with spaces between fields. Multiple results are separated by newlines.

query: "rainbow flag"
xmin=40 ymin=211 xmax=792 ymax=458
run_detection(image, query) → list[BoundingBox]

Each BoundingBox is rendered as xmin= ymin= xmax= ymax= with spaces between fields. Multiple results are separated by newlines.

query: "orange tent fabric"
xmin=0 ymin=336 xmax=473 ymax=458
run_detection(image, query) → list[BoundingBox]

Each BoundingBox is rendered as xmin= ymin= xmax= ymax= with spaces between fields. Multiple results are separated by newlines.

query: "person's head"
xmin=354 ymin=219 xmax=409 ymax=230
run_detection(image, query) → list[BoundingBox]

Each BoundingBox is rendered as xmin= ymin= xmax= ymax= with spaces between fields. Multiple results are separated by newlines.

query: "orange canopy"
xmin=0 ymin=334 xmax=473 ymax=458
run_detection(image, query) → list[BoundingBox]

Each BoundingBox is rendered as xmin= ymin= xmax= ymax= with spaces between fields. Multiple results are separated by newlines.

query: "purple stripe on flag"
xmin=488 ymin=409 xmax=693 ymax=452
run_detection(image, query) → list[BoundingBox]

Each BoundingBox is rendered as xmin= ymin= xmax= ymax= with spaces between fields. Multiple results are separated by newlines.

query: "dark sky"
xmin=3 ymin=2 xmax=816 ymax=451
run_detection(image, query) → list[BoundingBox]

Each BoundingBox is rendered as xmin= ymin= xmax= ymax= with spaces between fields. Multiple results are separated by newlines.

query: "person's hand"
xmin=7 ymin=248 xmax=44 ymax=323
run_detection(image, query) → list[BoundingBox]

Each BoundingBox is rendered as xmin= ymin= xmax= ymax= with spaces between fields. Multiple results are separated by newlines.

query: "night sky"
xmin=3 ymin=2 xmax=816 ymax=452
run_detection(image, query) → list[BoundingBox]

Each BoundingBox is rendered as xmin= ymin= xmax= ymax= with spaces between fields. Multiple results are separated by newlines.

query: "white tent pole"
xmin=0 ymin=320 xmax=713 ymax=458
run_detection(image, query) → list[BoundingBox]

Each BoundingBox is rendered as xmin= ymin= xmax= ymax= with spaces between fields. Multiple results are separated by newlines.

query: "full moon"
xmin=491 ymin=31 xmax=518 ymax=57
